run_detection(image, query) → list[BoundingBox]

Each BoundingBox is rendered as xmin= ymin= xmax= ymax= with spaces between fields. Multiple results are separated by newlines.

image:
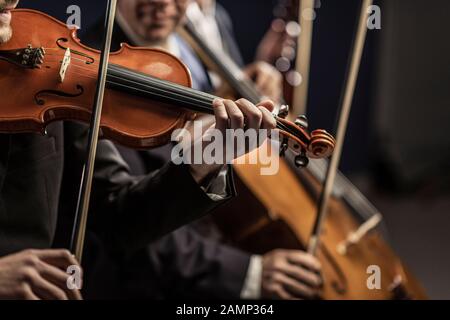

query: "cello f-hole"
xmin=319 ymin=245 xmax=348 ymax=295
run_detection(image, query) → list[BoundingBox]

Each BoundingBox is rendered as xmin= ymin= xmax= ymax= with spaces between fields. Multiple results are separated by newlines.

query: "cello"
xmin=179 ymin=1 xmax=427 ymax=299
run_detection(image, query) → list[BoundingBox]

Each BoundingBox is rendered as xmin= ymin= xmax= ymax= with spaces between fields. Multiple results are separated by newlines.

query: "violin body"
xmin=0 ymin=9 xmax=193 ymax=148
xmin=0 ymin=9 xmax=334 ymax=159
xmin=213 ymin=145 xmax=427 ymax=299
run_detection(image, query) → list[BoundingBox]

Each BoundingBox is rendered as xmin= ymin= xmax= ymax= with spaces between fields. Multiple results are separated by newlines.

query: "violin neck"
xmin=106 ymin=64 xmax=291 ymax=137
xmin=107 ymin=63 xmax=217 ymax=115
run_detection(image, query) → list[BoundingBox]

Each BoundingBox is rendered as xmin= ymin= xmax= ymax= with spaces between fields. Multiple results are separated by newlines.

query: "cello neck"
xmin=179 ymin=19 xmax=264 ymax=105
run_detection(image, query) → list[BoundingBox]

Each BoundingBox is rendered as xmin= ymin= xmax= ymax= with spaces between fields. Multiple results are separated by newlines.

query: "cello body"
xmin=213 ymin=146 xmax=427 ymax=299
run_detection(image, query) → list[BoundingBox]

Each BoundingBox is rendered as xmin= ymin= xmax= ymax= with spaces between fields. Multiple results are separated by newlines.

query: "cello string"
xmin=310 ymin=159 xmax=376 ymax=221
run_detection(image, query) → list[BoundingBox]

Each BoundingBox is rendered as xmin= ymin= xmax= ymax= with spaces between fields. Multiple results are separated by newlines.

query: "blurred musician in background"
xmin=185 ymin=0 xmax=283 ymax=103
xmin=82 ymin=0 xmax=323 ymax=300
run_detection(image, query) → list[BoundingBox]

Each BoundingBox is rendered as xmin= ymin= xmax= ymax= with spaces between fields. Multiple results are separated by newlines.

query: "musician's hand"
xmin=244 ymin=61 xmax=283 ymax=103
xmin=187 ymin=98 xmax=276 ymax=185
xmin=261 ymin=249 xmax=323 ymax=300
xmin=212 ymin=98 xmax=276 ymax=135
xmin=0 ymin=249 xmax=83 ymax=300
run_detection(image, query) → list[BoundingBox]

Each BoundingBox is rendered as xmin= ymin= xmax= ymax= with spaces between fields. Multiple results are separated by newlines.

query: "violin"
xmin=0 ymin=9 xmax=334 ymax=164
xmin=180 ymin=3 xmax=427 ymax=299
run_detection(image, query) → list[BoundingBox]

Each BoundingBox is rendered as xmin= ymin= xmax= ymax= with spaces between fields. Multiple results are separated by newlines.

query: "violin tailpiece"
xmin=0 ymin=44 xmax=45 ymax=69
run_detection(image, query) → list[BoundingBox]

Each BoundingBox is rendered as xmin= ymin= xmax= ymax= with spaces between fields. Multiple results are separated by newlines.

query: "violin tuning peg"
xmin=278 ymin=105 xmax=290 ymax=119
xmin=279 ymin=142 xmax=288 ymax=157
xmin=295 ymin=115 xmax=309 ymax=129
xmin=294 ymin=152 xmax=309 ymax=168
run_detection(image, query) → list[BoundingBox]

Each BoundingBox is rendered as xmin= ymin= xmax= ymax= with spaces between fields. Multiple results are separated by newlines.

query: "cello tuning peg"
xmin=278 ymin=105 xmax=290 ymax=119
xmin=295 ymin=115 xmax=309 ymax=129
xmin=294 ymin=152 xmax=309 ymax=168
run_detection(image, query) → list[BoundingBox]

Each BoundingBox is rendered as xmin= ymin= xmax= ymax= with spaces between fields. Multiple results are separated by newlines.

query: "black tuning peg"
xmin=279 ymin=138 xmax=289 ymax=157
xmin=294 ymin=152 xmax=309 ymax=168
xmin=295 ymin=115 xmax=309 ymax=129
xmin=278 ymin=105 xmax=290 ymax=119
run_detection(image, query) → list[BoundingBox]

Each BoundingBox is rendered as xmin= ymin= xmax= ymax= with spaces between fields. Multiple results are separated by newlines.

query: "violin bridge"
xmin=59 ymin=48 xmax=71 ymax=83
xmin=337 ymin=213 xmax=383 ymax=255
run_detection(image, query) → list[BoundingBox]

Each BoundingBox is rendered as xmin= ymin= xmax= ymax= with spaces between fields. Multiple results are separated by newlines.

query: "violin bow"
xmin=308 ymin=0 xmax=374 ymax=255
xmin=291 ymin=0 xmax=316 ymax=118
xmin=70 ymin=0 xmax=118 ymax=263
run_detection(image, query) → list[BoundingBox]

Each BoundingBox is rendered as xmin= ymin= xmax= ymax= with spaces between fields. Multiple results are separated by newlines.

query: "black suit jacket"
xmin=215 ymin=3 xmax=245 ymax=67
xmin=0 ymin=115 xmax=232 ymax=260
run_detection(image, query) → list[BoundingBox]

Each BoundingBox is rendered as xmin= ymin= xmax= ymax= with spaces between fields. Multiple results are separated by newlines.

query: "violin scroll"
xmin=276 ymin=114 xmax=335 ymax=166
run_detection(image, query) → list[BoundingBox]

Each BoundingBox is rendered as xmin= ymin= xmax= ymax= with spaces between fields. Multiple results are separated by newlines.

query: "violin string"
xmin=44 ymin=60 xmax=99 ymax=75
xmin=113 ymin=66 xmax=296 ymax=136
xmin=107 ymin=69 xmax=296 ymax=136
xmin=41 ymin=55 xmax=268 ymax=112
xmin=42 ymin=58 xmax=218 ymax=108
xmin=109 ymin=72 xmax=216 ymax=108
xmin=109 ymin=64 xmax=217 ymax=102
xmin=42 ymin=49 xmax=268 ymax=107
xmin=108 ymin=65 xmax=300 ymax=137
xmin=109 ymin=66 xmax=299 ymax=137
xmin=106 ymin=70 xmax=217 ymax=113
xmin=41 ymin=60 xmax=102 ymax=80
xmin=40 ymin=58 xmax=300 ymax=139
xmin=107 ymin=65 xmax=296 ymax=136
xmin=106 ymin=74 xmax=294 ymax=136
xmin=65 ymin=69 xmax=101 ymax=81
xmin=44 ymin=53 xmax=98 ymax=66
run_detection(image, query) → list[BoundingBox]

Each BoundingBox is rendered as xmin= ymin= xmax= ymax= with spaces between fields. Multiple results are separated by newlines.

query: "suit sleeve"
xmin=124 ymin=226 xmax=251 ymax=299
xmin=89 ymin=139 xmax=236 ymax=258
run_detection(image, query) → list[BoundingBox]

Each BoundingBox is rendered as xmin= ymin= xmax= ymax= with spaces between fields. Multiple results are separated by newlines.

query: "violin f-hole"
xmin=35 ymin=84 xmax=84 ymax=105
xmin=56 ymin=38 xmax=95 ymax=65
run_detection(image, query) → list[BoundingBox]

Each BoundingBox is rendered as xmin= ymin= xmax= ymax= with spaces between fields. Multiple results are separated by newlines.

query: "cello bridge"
xmin=337 ymin=213 xmax=383 ymax=255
